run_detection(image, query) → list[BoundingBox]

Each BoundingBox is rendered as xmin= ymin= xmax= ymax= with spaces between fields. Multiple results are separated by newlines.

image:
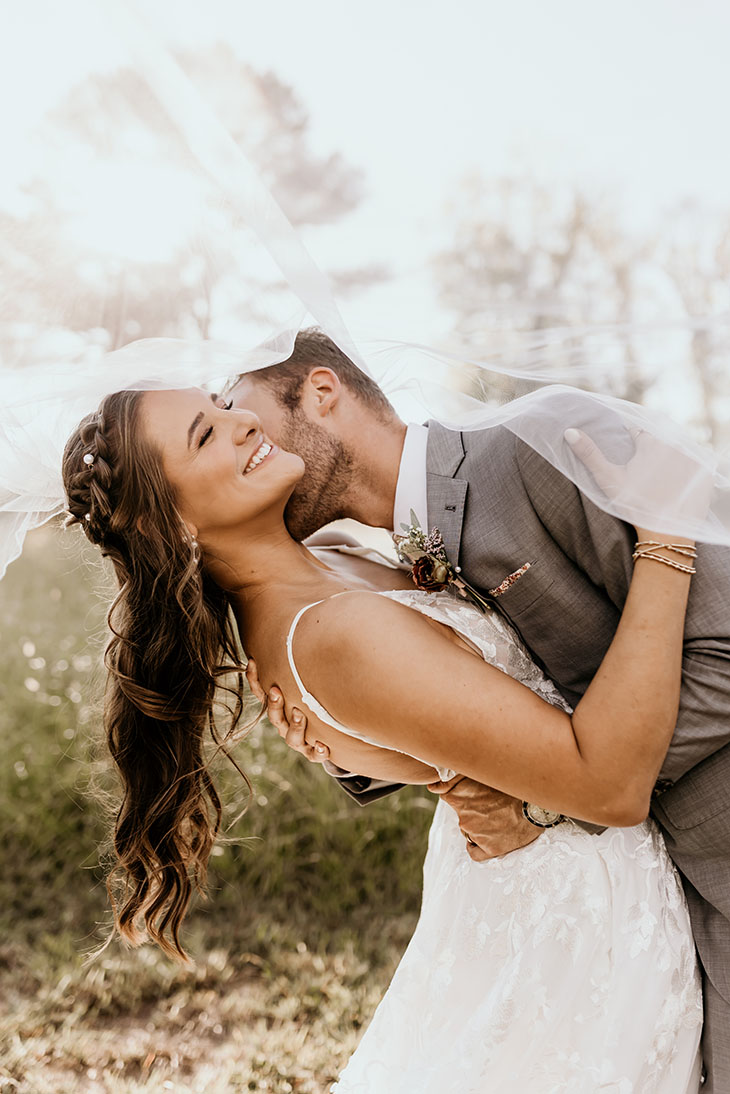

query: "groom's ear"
xmin=302 ymin=367 xmax=342 ymax=419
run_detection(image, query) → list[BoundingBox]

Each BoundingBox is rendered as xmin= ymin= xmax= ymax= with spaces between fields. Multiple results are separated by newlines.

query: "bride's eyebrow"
xmin=187 ymin=392 xmax=220 ymax=449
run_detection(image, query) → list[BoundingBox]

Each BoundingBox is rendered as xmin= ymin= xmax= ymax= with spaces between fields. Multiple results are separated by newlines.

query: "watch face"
xmin=524 ymin=803 xmax=564 ymax=828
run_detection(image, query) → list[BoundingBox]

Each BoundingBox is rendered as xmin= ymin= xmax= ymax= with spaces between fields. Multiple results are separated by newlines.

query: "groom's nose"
xmin=228 ymin=379 xmax=283 ymax=444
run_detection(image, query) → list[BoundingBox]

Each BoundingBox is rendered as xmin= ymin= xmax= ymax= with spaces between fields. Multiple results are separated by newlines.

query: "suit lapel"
xmin=426 ymin=422 xmax=468 ymax=568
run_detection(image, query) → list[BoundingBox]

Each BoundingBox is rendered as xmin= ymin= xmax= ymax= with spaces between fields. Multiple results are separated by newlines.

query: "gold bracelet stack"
xmin=632 ymin=541 xmax=698 ymax=575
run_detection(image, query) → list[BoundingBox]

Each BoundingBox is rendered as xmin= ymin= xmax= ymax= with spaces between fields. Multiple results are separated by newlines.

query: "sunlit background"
xmin=3 ymin=0 xmax=730 ymax=435
xmin=1 ymin=3 xmax=730 ymax=1091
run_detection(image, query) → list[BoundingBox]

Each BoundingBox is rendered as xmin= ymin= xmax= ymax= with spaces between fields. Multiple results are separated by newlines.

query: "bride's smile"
xmin=140 ymin=387 xmax=306 ymax=541
xmin=243 ymin=439 xmax=274 ymax=473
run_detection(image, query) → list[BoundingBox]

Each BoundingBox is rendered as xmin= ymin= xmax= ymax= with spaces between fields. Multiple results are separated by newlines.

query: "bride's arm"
xmin=292 ymin=536 xmax=694 ymax=827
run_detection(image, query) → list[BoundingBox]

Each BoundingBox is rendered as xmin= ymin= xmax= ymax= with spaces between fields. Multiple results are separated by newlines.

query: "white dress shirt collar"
xmin=393 ymin=423 xmax=429 ymax=533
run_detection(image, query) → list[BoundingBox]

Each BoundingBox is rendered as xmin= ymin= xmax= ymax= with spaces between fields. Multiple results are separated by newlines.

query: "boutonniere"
xmin=392 ymin=511 xmax=533 ymax=613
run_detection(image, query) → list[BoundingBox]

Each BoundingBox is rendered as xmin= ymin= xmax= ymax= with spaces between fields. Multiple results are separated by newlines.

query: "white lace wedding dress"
xmin=286 ymin=586 xmax=703 ymax=1093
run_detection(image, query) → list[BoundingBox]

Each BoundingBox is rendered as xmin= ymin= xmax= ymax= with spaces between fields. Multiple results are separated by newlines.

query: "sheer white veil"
xmin=1 ymin=0 xmax=728 ymax=581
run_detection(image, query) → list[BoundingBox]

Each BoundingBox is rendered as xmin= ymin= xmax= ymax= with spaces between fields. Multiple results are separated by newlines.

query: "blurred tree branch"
xmin=432 ymin=175 xmax=730 ymax=444
xmin=0 ymin=45 xmax=379 ymax=359
xmin=433 ymin=175 xmax=656 ymax=405
xmin=658 ymin=200 xmax=730 ymax=446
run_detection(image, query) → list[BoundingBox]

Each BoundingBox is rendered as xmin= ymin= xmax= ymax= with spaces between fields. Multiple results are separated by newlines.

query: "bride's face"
xmin=140 ymin=388 xmax=305 ymax=538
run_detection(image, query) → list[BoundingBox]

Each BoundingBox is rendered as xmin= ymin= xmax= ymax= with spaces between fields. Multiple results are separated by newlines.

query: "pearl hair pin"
xmin=83 ymin=453 xmax=94 ymax=466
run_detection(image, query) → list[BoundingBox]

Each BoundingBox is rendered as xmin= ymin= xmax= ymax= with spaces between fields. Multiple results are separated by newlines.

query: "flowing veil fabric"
xmin=1 ymin=0 xmax=729 ymax=581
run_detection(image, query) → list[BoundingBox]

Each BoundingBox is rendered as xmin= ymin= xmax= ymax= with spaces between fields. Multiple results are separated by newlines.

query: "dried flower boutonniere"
xmin=392 ymin=511 xmax=532 ymax=613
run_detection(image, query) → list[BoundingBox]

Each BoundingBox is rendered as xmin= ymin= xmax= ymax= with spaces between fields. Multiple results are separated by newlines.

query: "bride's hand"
xmin=245 ymin=659 xmax=330 ymax=764
xmin=564 ymin=426 xmax=710 ymax=543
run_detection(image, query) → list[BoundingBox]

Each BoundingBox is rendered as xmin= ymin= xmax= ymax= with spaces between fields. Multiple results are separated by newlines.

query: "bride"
xmin=61 ymin=382 xmax=703 ymax=1091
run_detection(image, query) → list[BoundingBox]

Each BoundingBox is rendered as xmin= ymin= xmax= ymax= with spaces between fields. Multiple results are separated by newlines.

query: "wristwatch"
xmin=522 ymin=801 xmax=565 ymax=828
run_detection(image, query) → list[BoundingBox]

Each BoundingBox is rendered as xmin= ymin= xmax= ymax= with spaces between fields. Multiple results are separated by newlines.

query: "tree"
xmin=658 ymin=200 xmax=730 ymax=446
xmin=46 ymin=45 xmax=364 ymax=229
xmin=433 ymin=175 xmax=655 ymax=405
xmin=1 ymin=45 xmax=380 ymax=356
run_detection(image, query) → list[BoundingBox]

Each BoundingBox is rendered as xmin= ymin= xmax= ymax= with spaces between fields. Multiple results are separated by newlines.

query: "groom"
xmin=231 ymin=329 xmax=730 ymax=1091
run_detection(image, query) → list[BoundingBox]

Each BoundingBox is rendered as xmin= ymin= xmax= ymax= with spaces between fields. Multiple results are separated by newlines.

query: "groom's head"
xmin=229 ymin=329 xmax=404 ymax=539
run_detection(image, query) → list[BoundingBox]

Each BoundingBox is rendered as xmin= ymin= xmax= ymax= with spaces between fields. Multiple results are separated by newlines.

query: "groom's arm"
xmin=322 ymin=759 xmax=405 ymax=806
xmin=513 ymin=436 xmax=730 ymax=783
xmin=321 ymin=759 xmax=541 ymax=858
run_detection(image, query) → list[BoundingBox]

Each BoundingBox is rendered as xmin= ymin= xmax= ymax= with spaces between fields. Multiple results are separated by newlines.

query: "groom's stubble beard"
xmin=278 ymin=408 xmax=356 ymax=541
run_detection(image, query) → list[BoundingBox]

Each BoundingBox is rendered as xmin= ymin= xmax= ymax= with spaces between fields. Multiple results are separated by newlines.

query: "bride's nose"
xmin=232 ymin=409 xmax=261 ymax=444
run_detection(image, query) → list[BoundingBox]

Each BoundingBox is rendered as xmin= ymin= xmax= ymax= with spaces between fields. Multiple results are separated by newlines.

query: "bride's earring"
xmin=182 ymin=521 xmax=201 ymax=565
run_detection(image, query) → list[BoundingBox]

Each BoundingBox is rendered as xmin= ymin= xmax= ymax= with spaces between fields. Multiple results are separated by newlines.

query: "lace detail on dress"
xmin=322 ymin=589 xmax=702 ymax=1093
xmin=332 ymin=809 xmax=702 ymax=1093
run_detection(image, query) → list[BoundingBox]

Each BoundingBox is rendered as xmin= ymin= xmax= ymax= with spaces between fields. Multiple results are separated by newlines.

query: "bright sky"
xmin=153 ymin=0 xmax=730 ymax=207
xmin=148 ymin=0 xmax=730 ymax=340
xmin=3 ymin=0 xmax=730 ymax=359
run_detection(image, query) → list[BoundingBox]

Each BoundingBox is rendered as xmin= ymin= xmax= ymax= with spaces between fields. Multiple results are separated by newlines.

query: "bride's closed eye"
xmin=199 ymin=398 xmax=233 ymax=447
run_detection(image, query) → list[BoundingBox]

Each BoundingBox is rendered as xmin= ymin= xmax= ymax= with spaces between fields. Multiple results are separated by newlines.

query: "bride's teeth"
xmin=244 ymin=442 xmax=272 ymax=473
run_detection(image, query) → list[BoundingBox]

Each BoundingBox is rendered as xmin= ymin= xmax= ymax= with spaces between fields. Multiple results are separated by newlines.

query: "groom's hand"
xmin=565 ymin=425 xmax=714 ymax=525
xmin=428 ymin=776 xmax=541 ymax=861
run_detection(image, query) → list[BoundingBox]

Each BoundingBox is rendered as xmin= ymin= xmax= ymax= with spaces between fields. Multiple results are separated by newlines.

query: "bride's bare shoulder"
xmin=300 ymin=588 xmax=406 ymax=628
xmin=294 ymin=590 xmax=449 ymax=670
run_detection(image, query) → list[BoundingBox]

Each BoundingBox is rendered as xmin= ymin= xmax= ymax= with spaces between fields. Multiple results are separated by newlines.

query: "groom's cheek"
xmin=228 ymin=379 xmax=286 ymax=442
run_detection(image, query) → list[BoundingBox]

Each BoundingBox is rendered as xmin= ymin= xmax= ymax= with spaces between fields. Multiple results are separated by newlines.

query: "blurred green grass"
xmin=0 ymin=523 xmax=434 ymax=1092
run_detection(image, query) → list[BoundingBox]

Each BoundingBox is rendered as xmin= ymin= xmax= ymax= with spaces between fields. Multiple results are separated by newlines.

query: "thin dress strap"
xmin=285 ymin=600 xmax=356 ymax=735
xmin=285 ymin=590 xmax=455 ymax=777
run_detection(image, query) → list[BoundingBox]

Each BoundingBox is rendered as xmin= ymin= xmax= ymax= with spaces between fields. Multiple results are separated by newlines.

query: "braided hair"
xmin=63 ymin=389 xmax=249 ymax=960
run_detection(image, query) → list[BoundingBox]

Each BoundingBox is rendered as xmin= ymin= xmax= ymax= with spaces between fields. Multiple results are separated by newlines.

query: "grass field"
xmin=0 ymin=525 xmax=434 ymax=1093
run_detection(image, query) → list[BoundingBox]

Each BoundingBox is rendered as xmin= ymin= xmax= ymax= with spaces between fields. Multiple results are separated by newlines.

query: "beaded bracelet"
xmin=634 ymin=540 xmax=697 ymax=559
xmin=632 ymin=550 xmax=696 ymax=575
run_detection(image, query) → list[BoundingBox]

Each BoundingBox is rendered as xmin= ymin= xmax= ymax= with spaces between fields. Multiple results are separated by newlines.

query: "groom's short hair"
xmin=244 ymin=329 xmax=394 ymax=418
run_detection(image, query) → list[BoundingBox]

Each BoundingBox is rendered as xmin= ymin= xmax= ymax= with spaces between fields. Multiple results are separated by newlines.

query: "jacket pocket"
xmin=487 ymin=562 xmax=554 ymax=618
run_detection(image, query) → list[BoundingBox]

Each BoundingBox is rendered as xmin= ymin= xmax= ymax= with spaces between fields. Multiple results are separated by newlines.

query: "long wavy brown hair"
xmin=63 ymin=389 xmax=250 ymax=959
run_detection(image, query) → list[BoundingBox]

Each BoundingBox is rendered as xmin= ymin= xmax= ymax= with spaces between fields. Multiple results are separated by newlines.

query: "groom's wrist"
xmin=324 ymin=761 xmax=402 ymax=795
xmin=323 ymin=760 xmax=355 ymax=778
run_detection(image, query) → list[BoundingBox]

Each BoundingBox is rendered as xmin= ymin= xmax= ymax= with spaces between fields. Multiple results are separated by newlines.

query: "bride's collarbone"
xmin=243 ymin=555 xmax=412 ymax=658
xmin=238 ymin=544 xmax=426 ymax=704
xmin=309 ymin=546 xmax=414 ymax=592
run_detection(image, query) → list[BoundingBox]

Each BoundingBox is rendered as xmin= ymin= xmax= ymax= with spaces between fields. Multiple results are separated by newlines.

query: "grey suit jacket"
xmin=424 ymin=416 xmax=730 ymax=1003
xmin=334 ymin=409 xmax=730 ymax=1000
